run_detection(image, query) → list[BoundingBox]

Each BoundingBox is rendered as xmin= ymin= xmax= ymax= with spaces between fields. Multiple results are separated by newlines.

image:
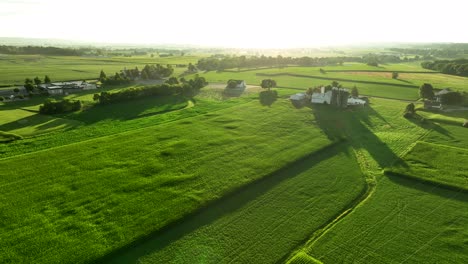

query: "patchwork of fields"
xmin=1 ymin=57 xmax=468 ymax=263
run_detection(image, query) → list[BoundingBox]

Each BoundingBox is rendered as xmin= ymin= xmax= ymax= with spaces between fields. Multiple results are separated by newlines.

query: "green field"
xmin=1 ymin=52 xmax=468 ymax=264
xmin=386 ymin=142 xmax=468 ymax=191
xmin=0 ymin=99 xmax=336 ymax=263
xmin=301 ymin=176 xmax=468 ymax=263
xmin=0 ymin=54 xmax=201 ymax=85
xmin=104 ymin=143 xmax=365 ymax=264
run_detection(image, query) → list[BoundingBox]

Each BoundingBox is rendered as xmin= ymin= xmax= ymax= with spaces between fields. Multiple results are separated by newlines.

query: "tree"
xmin=260 ymin=79 xmax=277 ymax=91
xmin=99 ymin=70 xmax=107 ymax=81
xmin=24 ymin=78 xmax=34 ymax=93
xmin=351 ymin=86 xmax=359 ymax=97
xmin=319 ymin=68 xmax=326 ymax=74
xmin=93 ymin=93 xmax=100 ymax=101
xmin=188 ymin=63 xmax=196 ymax=72
xmin=33 ymin=76 xmax=42 ymax=85
xmin=405 ymin=103 xmax=415 ymax=114
xmin=165 ymin=77 xmax=179 ymax=85
xmin=13 ymin=88 xmax=20 ymax=93
xmin=392 ymin=72 xmax=399 ymax=79
xmin=419 ymin=83 xmax=434 ymax=99
xmin=44 ymin=75 xmax=51 ymax=84
xmin=227 ymin=79 xmax=238 ymax=89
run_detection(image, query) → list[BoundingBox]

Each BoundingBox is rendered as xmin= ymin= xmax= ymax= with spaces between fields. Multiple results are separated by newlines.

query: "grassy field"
xmin=101 ymin=143 xmax=365 ymax=264
xmin=301 ymin=176 xmax=468 ymax=263
xmin=386 ymin=141 xmax=468 ymax=191
xmin=0 ymin=54 xmax=201 ymax=85
xmin=0 ymin=99 xmax=335 ymax=263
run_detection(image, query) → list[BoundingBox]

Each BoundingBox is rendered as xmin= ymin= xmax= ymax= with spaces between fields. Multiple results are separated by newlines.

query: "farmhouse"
xmin=39 ymin=81 xmax=97 ymax=95
xmin=311 ymin=87 xmax=366 ymax=107
xmin=434 ymin=88 xmax=456 ymax=103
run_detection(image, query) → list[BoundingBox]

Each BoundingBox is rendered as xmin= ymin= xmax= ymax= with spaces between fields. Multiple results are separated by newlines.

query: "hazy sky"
xmin=1 ymin=0 xmax=467 ymax=48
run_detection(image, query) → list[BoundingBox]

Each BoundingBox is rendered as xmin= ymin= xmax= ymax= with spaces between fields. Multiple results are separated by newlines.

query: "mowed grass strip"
xmin=110 ymin=144 xmax=365 ymax=264
xmin=0 ymin=99 xmax=331 ymax=263
xmin=386 ymin=141 xmax=468 ymax=191
xmin=305 ymin=176 xmax=468 ymax=264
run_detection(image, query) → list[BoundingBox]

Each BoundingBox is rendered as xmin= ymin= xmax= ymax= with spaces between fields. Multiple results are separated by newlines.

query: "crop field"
xmin=0 ymin=99 xmax=336 ymax=263
xmin=103 ymin=143 xmax=365 ymax=264
xmin=287 ymin=97 xmax=468 ymax=263
xmin=300 ymin=176 xmax=468 ymax=264
xmin=1 ymin=51 xmax=467 ymax=264
xmin=386 ymin=141 xmax=468 ymax=191
xmin=0 ymin=54 xmax=202 ymax=85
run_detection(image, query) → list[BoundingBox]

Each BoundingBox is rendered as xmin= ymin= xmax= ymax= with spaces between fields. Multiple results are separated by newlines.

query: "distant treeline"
xmin=389 ymin=43 xmax=468 ymax=58
xmin=196 ymin=54 xmax=412 ymax=71
xmin=0 ymin=45 xmax=89 ymax=56
xmin=421 ymin=59 xmax=468 ymax=76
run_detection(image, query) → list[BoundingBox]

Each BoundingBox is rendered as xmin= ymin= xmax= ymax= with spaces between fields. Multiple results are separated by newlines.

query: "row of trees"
xmin=94 ymin=76 xmax=207 ymax=104
xmin=421 ymin=59 xmax=468 ymax=77
xmin=0 ymin=45 xmax=85 ymax=56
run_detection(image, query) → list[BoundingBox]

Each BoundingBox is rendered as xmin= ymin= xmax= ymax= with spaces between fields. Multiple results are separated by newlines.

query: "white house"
xmin=347 ymin=97 xmax=367 ymax=106
xmin=311 ymin=87 xmax=332 ymax=104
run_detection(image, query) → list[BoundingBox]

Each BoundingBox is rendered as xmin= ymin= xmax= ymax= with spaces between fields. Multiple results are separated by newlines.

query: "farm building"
xmin=39 ymin=81 xmax=97 ymax=95
xmin=290 ymin=93 xmax=306 ymax=101
xmin=311 ymin=87 xmax=366 ymax=107
xmin=227 ymin=80 xmax=246 ymax=89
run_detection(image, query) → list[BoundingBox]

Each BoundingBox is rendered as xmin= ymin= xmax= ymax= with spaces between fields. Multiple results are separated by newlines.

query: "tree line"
xmin=94 ymin=75 xmax=207 ymax=105
xmin=421 ymin=59 xmax=468 ymax=77
xmin=195 ymin=53 xmax=417 ymax=71
xmin=0 ymin=45 xmax=87 ymax=56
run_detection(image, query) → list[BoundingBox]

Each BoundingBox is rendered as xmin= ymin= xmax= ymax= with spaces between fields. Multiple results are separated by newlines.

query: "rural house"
xmin=311 ymin=87 xmax=366 ymax=107
xmin=39 ymin=81 xmax=97 ymax=95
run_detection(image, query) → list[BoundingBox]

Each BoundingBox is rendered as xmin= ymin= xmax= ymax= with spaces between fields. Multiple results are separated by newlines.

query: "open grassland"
xmin=105 ymin=144 xmax=365 ymax=264
xmin=0 ymin=99 xmax=333 ymax=263
xmin=300 ymin=176 xmax=468 ymax=264
xmin=0 ymin=54 xmax=201 ymax=85
xmin=386 ymin=142 xmax=468 ymax=191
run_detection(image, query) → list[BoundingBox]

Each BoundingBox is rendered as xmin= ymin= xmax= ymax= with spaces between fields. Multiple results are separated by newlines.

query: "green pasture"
xmin=0 ymin=99 xmax=332 ymax=263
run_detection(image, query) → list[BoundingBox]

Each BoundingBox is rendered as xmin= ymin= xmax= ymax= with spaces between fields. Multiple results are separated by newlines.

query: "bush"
xmin=403 ymin=112 xmax=413 ymax=119
xmin=39 ymin=99 xmax=82 ymax=114
xmin=0 ymin=96 xmax=4 ymax=101
xmin=259 ymin=90 xmax=277 ymax=106
xmin=16 ymin=95 xmax=24 ymax=99
xmin=392 ymin=72 xmax=399 ymax=79
xmin=463 ymin=120 xmax=468 ymax=128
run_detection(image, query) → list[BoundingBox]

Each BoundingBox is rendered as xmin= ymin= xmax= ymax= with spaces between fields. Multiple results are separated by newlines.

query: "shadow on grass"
xmin=311 ymin=104 xmax=402 ymax=169
xmin=94 ymin=142 xmax=347 ymax=264
xmin=406 ymin=112 xmax=454 ymax=139
xmin=385 ymin=172 xmax=468 ymax=202
xmin=0 ymin=114 xmax=79 ymax=133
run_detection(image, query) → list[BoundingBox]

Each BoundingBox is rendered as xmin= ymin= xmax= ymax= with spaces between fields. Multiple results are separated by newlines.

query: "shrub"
xmin=0 ymin=96 xmax=4 ymax=101
xmin=16 ymin=95 xmax=24 ymax=99
xmin=463 ymin=120 xmax=468 ymax=128
xmin=39 ymin=99 xmax=82 ymax=114
xmin=403 ymin=112 xmax=413 ymax=119
xmin=259 ymin=90 xmax=277 ymax=106
xmin=392 ymin=72 xmax=399 ymax=79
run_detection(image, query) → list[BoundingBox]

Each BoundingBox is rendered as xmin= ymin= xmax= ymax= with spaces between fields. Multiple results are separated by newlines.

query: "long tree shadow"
xmin=311 ymin=104 xmax=403 ymax=169
xmin=94 ymin=142 xmax=347 ymax=264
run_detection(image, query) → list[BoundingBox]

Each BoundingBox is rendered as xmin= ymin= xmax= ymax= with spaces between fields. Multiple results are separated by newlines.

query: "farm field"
xmin=1 ymin=51 xmax=468 ymax=264
xmin=300 ymin=176 xmax=468 ymax=264
xmin=288 ymin=96 xmax=468 ymax=263
xmin=386 ymin=141 xmax=468 ymax=191
xmin=0 ymin=54 xmax=202 ymax=86
xmin=102 ymin=143 xmax=366 ymax=264
xmin=0 ymin=99 xmax=334 ymax=263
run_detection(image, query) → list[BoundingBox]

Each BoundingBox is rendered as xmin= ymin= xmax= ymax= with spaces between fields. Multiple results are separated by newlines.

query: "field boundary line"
xmin=256 ymin=72 xmax=419 ymax=88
